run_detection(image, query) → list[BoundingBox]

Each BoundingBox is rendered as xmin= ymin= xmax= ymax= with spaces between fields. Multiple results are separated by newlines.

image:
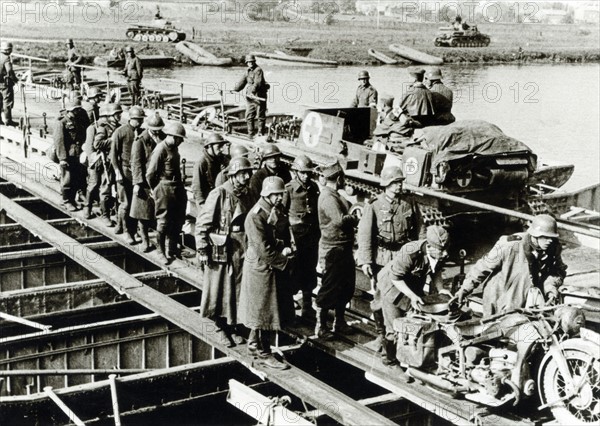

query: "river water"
xmin=141 ymin=63 xmax=599 ymax=190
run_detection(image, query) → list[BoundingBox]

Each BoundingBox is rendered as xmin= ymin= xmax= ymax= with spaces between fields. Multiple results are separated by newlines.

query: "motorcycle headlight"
xmin=556 ymin=306 xmax=586 ymax=336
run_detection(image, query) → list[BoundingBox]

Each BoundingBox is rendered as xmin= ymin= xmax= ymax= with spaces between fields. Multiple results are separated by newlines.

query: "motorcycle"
xmin=393 ymin=302 xmax=599 ymax=424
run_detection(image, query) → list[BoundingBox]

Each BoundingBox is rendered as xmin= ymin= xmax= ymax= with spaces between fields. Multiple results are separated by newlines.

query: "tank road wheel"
xmin=484 ymin=38 xmax=490 ymax=46
xmin=541 ymin=343 xmax=600 ymax=425
xmin=450 ymin=39 xmax=458 ymax=47
xmin=162 ymin=35 xmax=170 ymax=43
xmin=148 ymin=34 xmax=156 ymax=42
xmin=434 ymin=39 xmax=442 ymax=47
xmin=141 ymin=34 xmax=149 ymax=42
xmin=133 ymin=34 xmax=142 ymax=42
xmin=126 ymin=30 xmax=135 ymax=39
xmin=168 ymin=31 xmax=179 ymax=42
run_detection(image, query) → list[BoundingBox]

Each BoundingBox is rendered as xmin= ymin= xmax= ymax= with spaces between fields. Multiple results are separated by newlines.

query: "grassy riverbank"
xmin=2 ymin=4 xmax=598 ymax=66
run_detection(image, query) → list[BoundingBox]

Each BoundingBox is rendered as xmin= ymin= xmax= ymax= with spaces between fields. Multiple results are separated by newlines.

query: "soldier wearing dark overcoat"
xmin=248 ymin=144 xmax=291 ymax=199
xmin=357 ymin=166 xmax=422 ymax=359
xmin=234 ymin=54 xmax=269 ymax=137
xmin=315 ymin=162 xmax=358 ymax=339
xmin=123 ymin=46 xmax=143 ymax=106
xmin=351 ymin=70 xmax=378 ymax=108
xmin=283 ymin=155 xmax=320 ymax=319
xmin=54 ymin=98 xmax=89 ymax=211
xmin=64 ymin=39 xmax=82 ymax=91
xmin=110 ymin=105 xmax=145 ymax=243
xmin=0 ymin=41 xmax=17 ymax=126
xmin=130 ymin=113 xmax=165 ymax=252
xmin=146 ymin=122 xmax=187 ymax=264
xmin=82 ymin=87 xmax=103 ymax=125
xmin=238 ymin=177 xmax=294 ymax=370
xmin=425 ymin=67 xmax=455 ymax=125
xmin=191 ymin=133 xmax=230 ymax=210
xmin=400 ymin=68 xmax=435 ymax=128
xmin=196 ymin=157 xmax=255 ymax=347
xmin=214 ymin=144 xmax=249 ymax=187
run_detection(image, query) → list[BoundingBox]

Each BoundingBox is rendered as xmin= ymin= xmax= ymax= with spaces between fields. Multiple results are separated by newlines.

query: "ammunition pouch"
xmin=393 ymin=315 xmax=437 ymax=368
xmin=208 ymin=233 xmax=229 ymax=264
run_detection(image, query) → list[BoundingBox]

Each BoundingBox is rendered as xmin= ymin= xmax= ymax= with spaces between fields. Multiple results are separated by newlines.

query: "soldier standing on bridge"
xmin=315 ymin=161 xmax=359 ymax=339
xmin=400 ymin=68 xmax=435 ymax=128
xmin=146 ymin=122 xmax=187 ymax=264
xmin=64 ymin=39 xmax=82 ymax=91
xmin=425 ymin=67 xmax=455 ymax=126
xmin=191 ymin=133 xmax=231 ymax=210
xmin=283 ymin=155 xmax=320 ymax=320
xmin=351 ymin=70 xmax=378 ymax=108
xmin=54 ymin=98 xmax=88 ymax=211
xmin=92 ymin=103 xmax=122 ymax=227
xmin=451 ymin=214 xmax=567 ymax=316
xmin=214 ymin=144 xmax=250 ymax=188
xmin=196 ymin=157 xmax=255 ymax=347
xmin=82 ymin=87 xmax=104 ymax=125
xmin=0 ymin=41 xmax=18 ymax=126
xmin=131 ymin=112 xmax=165 ymax=253
xmin=110 ymin=105 xmax=145 ymax=244
xmin=238 ymin=177 xmax=294 ymax=370
xmin=234 ymin=54 xmax=270 ymax=139
xmin=123 ymin=46 xmax=143 ymax=106
xmin=248 ymin=145 xmax=291 ymax=199
xmin=357 ymin=166 xmax=422 ymax=360
xmin=83 ymin=104 xmax=109 ymax=219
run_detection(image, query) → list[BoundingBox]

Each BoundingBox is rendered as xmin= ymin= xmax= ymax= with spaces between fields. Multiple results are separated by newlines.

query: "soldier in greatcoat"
xmin=82 ymin=103 xmax=109 ymax=219
xmin=110 ymin=105 xmax=145 ymax=243
xmin=425 ymin=67 xmax=455 ymax=125
xmin=357 ymin=166 xmax=422 ymax=358
xmin=92 ymin=103 xmax=122 ymax=226
xmin=191 ymin=132 xmax=231 ymax=210
xmin=130 ymin=112 xmax=165 ymax=252
xmin=283 ymin=155 xmax=320 ymax=320
xmin=400 ymin=68 xmax=435 ymax=128
xmin=146 ymin=122 xmax=187 ymax=264
xmin=234 ymin=54 xmax=270 ymax=138
xmin=82 ymin=87 xmax=103 ymax=125
xmin=54 ymin=98 xmax=88 ymax=211
xmin=351 ymin=70 xmax=378 ymax=108
xmin=64 ymin=39 xmax=82 ymax=91
xmin=248 ymin=145 xmax=291 ymax=199
xmin=122 ymin=46 xmax=143 ymax=106
xmin=238 ymin=177 xmax=294 ymax=370
xmin=452 ymin=215 xmax=567 ymax=315
xmin=196 ymin=157 xmax=255 ymax=347
xmin=214 ymin=144 xmax=250 ymax=187
xmin=315 ymin=161 xmax=359 ymax=339
xmin=0 ymin=41 xmax=18 ymax=126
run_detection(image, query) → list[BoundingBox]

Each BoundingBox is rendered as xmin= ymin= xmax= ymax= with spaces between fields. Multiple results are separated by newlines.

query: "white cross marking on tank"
xmin=302 ymin=113 xmax=322 ymax=147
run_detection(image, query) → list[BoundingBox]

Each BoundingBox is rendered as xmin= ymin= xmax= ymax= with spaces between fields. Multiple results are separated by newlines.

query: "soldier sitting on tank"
xmin=453 ymin=15 xmax=470 ymax=32
xmin=400 ymin=68 xmax=435 ymax=128
xmin=248 ymin=145 xmax=291 ymax=198
xmin=371 ymin=96 xmax=415 ymax=152
xmin=424 ymin=68 xmax=455 ymax=126
xmin=451 ymin=214 xmax=567 ymax=316
xmin=351 ymin=70 xmax=378 ymax=108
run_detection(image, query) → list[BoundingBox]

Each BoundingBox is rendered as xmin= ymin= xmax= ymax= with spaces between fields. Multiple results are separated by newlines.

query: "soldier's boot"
xmin=257 ymin=119 xmax=266 ymax=136
xmin=314 ymin=308 xmax=334 ymax=340
xmin=246 ymin=120 xmax=255 ymax=139
xmin=100 ymin=200 xmax=115 ymax=227
xmin=333 ymin=309 xmax=355 ymax=335
xmin=3 ymin=108 xmax=17 ymax=127
xmin=301 ymin=292 xmax=316 ymax=320
xmin=114 ymin=211 xmax=124 ymax=234
xmin=382 ymin=339 xmax=412 ymax=382
xmin=139 ymin=223 xmax=154 ymax=253
xmin=156 ymin=232 xmax=169 ymax=265
xmin=373 ymin=309 xmax=386 ymax=354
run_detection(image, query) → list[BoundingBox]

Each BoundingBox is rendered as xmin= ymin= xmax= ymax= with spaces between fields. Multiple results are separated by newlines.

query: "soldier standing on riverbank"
xmin=111 ymin=105 xmax=145 ymax=244
xmin=425 ymin=68 xmax=455 ymax=125
xmin=65 ymin=39 xmax=82 ymax=91
xmin=357 ymin=166 xmax=422 ymax=359
xmin=283 ymin=155 xmax=320 ymax=320
xmin=146 ymin=122 xmax=187 ymax=264
xmin=131 ymin=112 xmax=165 ymax=252
xmin=54 ymin=99 xmax=88 ymax=211
xmin=192 ymin=133 xmax=230 ymax=210
xmin=351 ymin=70 xmax=378 ymax=108
xmin=400 ymin=68 xmax=435 ymax=128
xmin=0 ymin=41 xmax=17 ymax=126
xmin=123 ymin=46 xmax=143 ymax=106
xmin=234 ymin=54 xmax=270 ymax=138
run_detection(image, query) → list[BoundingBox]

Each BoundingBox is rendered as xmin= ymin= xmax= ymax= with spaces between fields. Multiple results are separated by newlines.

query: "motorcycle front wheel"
xmin=541 ymin=343 xmax=600 ymax=425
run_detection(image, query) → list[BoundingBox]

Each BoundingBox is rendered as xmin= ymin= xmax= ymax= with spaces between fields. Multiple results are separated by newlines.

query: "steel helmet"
xmin=163 ymin=122 xmax=187 ymax=139
xmin=128 ymin=105 xmax=146 ymax=120
xmin=66 ymin=38 xmax=74 ymax=45
xmin=87 ymin=86 xmax=103 ymax=99
xmin=228 ymin=157 xmax=253 ymax=175
xmin=260 ymin=176 xmax=286 ymax=197
xmin=245 ymin=54 xmax=256 ymax=63
xmin=146 ymin=112 xmax=165 ymax=130
xmin=261 ymin=144 xmax=281 ymax=159
xmin=0 ymin=41 xmax=13 ymax=52
xmin=292 ymin=155 xmax=316 ymax=172
xmin=380 ymin=166 xmax=405 ymax=187
xmin=426 ymin=67 xmax=442 ymax=80
xmin=107 ymin=102 xmax=123 ymax=116
xmin=124 ymin=46 xmax=134 ymax=53
xmin=358 ymin=70 xmax=370 ymax=80
xmin=98 ymin=104 xmax=110 ymax=117
xmin=205 ymin=133 xmax=229 ymax=146
xmin=230 ymin=144 xmax=249 ymax=158
xmin=65 ymin=98 xmax=82 ymax=111
xmin=528 ymin=214 xmax=559 ymax=238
